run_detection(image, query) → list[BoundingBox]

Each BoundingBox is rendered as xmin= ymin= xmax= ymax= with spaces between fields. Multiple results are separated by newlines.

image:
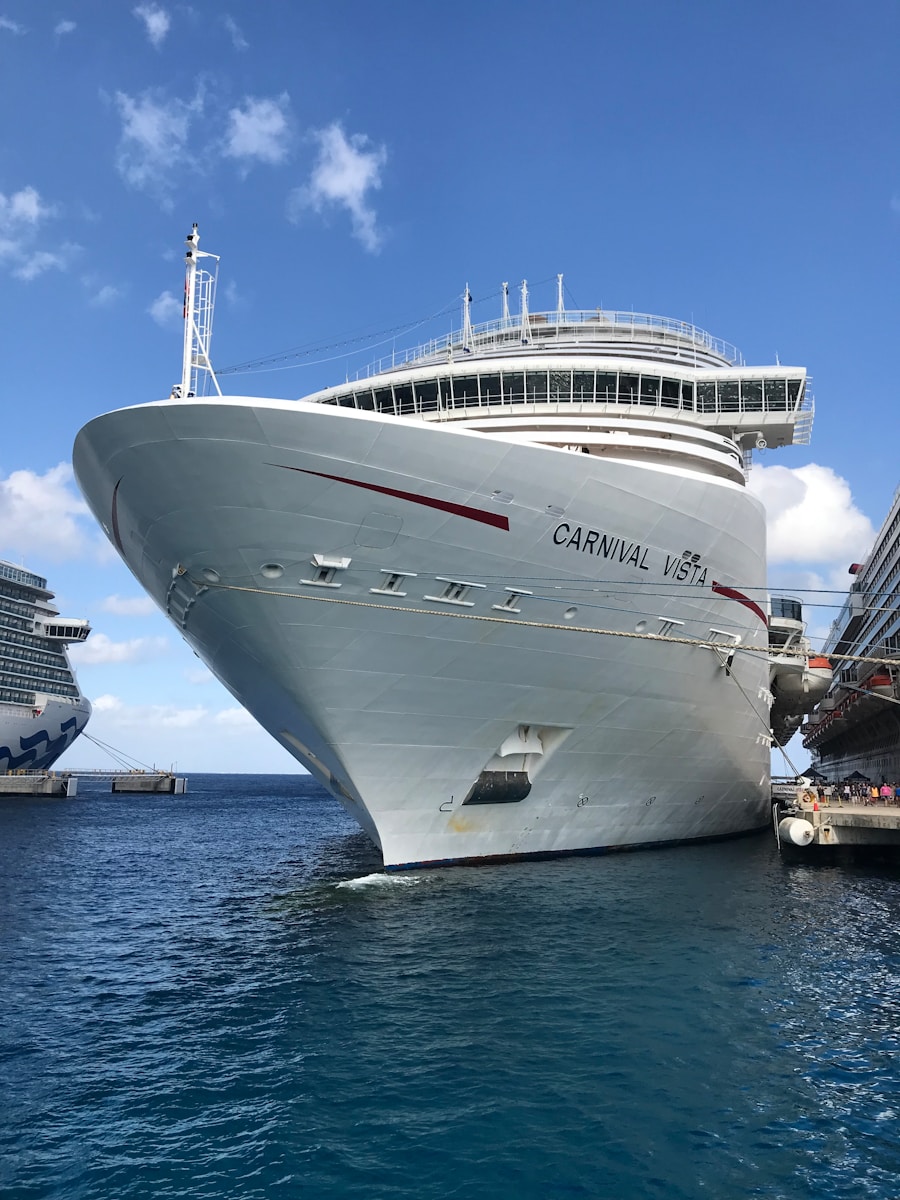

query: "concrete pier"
xmin=110 ymin=773 xmax=186 ymax=794
xmin=0 ymin=773 xmax=77 ymax=797
xmin=776 ymin=797 xmax=900 ymax=855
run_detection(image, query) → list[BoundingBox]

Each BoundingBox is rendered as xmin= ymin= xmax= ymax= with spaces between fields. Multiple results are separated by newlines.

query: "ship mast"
xmin=177 ymin=223 xmax=222 ymax=399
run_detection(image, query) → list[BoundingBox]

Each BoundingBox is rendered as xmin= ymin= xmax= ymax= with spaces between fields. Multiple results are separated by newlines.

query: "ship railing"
xmin=357 ymin=310 xmax=743 ymax=380
xmin=0 ymin=562 xmax=47 ymax=590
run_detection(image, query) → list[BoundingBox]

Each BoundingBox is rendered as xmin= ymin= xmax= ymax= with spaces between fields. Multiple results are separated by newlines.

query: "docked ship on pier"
xmin=0 ymin=560 xmax=92 ymax=772
xmin=75 ymin=227 xmax=816 ymax=867
xmin=803 ymin=486 xmax=900 ymax=781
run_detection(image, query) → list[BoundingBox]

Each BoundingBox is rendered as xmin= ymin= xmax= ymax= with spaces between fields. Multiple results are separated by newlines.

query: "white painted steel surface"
xmin=74 ymin=396 xmax=772 ymax=867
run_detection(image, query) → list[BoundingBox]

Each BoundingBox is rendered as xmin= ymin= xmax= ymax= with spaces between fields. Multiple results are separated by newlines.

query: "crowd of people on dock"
xmin=808 ymin=780 xmax=900 ymax=806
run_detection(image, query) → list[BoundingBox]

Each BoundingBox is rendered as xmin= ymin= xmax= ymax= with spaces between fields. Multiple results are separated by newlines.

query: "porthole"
xmin=201 ymin=568 xmax=220 ymax=584
xmin=563 ymin=607 xmax=578 ymax=621
xmin=260 ymin=563 xmax=284 ymax=580
xmin=634 ymin=620 xmax=648 ymax=633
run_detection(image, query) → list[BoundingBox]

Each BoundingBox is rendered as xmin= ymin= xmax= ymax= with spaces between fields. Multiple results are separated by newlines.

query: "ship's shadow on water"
xmin=3 ymin=777 xmax=900 ymax=1200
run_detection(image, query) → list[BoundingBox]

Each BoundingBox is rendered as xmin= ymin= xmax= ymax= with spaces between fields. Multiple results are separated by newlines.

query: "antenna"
xmin=519 ymin=279 xmax=529 ymax=344
xmin=556 ymin=273 xmax=565 ymax=318
xmin=501 ymin=281 xmax=509 ymax=323
xmin=175 ymin=223 xmax=222 ymax=400
xmin=462 ymin=283 xmax=473 ymax=352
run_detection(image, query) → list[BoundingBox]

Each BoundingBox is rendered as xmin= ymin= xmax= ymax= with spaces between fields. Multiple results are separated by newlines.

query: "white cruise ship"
xmin=0 ymin=560 xmax=92 ymax=772
xmin=73 ymin=227 xmax=814 ymax=867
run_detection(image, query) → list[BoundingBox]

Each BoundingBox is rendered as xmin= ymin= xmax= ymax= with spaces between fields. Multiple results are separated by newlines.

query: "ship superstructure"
xmin=0 ymin=560 xmax=92 ymax=772
xmin=803 ymin=486 xmax=900 ymax=780
xmin=74 ymin=228 xmax=815 ymax=867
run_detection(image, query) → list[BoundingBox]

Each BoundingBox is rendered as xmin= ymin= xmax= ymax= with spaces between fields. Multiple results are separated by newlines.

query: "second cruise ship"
xmin=0 ymin=560 xmax=92 ymax=772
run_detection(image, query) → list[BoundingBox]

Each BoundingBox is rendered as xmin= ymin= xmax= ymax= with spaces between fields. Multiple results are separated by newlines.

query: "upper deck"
xmin=358 ymin=308 xmax=743 ymax=377
xmin=306 ymin=307 xmax=813 ymax=452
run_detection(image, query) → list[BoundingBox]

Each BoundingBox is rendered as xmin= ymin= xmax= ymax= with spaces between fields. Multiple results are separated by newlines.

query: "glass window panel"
xmin=741 ymin=379 xmax=763 ymax=411
xmin=413 ymin=379 xmax=438 ymax=411
xmin=787 ymin=379 xmax=802 ymax=408
xmin=696 ymin=382 xmax=717 ymax=413
xmin=680 ymin=382 xmax=694 ymax=410
xmin=639 ymin=375 xmax=660 ymax=405
xmin=337 ymin=393 xmax=355 ymax=408
xmin=573 ymin=372 xmax=595 ymax=401
xmin=549 ymin=370 xmax=570 ymax=399
xmin=526 ymin=371 xmax=549 ymax=400
xmin=479 ymin=374 xmax=501 ymax=404
xmin=453 ymin=376 xmax=479 ymax=403
xmin=718 ymin=381 xmax=739 ymax=411
xmin=436 ymin=378 xmax=451 ymax=407
xmin=373 ymin=388 xmax=394 ymax=413
xmin=596 ymin=372 xmax=617 ymax=400
xmin=661 ymin=378 xmax=681 ymax=408
xmin=503 ymin=372 xmax=525 ymax=402
xmin=764 ymin=379 xmax=787 ymax=411
xmin=394 ymin=384 xmax=414 ymax=414
xmin=618 ymin=373 xmax=639 ymax=402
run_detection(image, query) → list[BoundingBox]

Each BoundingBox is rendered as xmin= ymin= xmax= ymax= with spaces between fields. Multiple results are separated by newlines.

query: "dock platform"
xmin=776 ymin=796 xmax=900 ymax=855
xmin=0 ymin=773 xmax=77 ymax=797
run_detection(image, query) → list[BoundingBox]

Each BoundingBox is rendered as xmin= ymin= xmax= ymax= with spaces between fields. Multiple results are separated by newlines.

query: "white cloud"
xmin=71 ymin=632 xmax=169 ymax=665
xmin=748 ymin=463 xmax=875 ymax=566
xmin=0 ymin=16 xmax=24 ymax=34
xmin=184 ymin=666 xmax=214 ymax=685
xmin=60 ymin=692 xmax=305 ymax=772
xmin=114 ymin=89 xmax=203 ymax=207
xmin=13 ymin=244 xmax=78 ymax=281
xmin=133 ymin=3 xmax=170 ymax=48
xmin=214 ymin=706 xmax=256 ymax=727
xmin=0 ymin=187 xmax=50 ymax=229
xmin=222 ymin=14 xmax=247 ymax=50
xmin=148 ymin=289 xmax=181 ymax=326
xmin=0 ymin=186 xmax=74 ymax=280
xmin=0 ymin=463 xmax=102 ymax=562
xmin=88 ymin=283 xmax=122 ymax=307
xmin=224 ymin=94 xmax=291 ymax=166
xmin=289 ymin=121 xmax=387 ymax=252
xmin=54 ymin=19 xmax=76 ymax=35
xmin=100 ymin=593 xmax=157 ymax=616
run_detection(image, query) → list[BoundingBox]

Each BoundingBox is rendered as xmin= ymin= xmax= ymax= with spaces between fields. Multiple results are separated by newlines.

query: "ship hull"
xmin=74 ymin=397 xmax=771 ymax=867
xmin=0 ymin=697 xmax=92 ymax=773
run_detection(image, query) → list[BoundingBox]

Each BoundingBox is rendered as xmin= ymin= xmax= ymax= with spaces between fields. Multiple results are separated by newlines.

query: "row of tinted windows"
xmin=322 ymin=372 xmax=803 ymax=415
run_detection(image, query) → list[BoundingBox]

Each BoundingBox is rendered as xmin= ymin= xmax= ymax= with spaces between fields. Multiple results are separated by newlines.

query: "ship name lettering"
xmin=551 ymin=524 xmax=649 ymax=571
xmin=663 ymin=554 xmax=708 ymax=587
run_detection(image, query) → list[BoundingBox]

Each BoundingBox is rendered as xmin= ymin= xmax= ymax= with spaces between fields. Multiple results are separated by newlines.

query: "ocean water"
xmin=2 ymin=776 xmax=900 ymax=1199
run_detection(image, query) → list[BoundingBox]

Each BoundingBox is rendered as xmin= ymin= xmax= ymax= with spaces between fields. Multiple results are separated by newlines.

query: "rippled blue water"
xmin=3 ymin=775 xmax=900 ymax=1198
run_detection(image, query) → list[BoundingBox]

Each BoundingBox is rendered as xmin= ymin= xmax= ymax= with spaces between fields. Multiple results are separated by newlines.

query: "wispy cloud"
xmin=87 ymin=283 xmax=122 ymax=307
xmin=100 ymin=593 xmax=157 ymax=616
xmin=223 ymin=94 xmax=291 ymax=167
xmin=222 ymin=14 xmax=247 ymax=50
xmin=14 ymin=245 xmax=78 ymax=281
xmin=0 ymin=463 xmax=105 ymax=562
xmin=289 ymin=122 xmax=387 ymax=253
xmin=148 ymin=289 xmax=181 ymax=326
xmin=54 ymin=19 xmax=76 ymax=36
xmin=113 ymin=88 xmax=203 ymax=207
xmin=133 ymin=3 xmax=170 ymax=48
xmin=0 ymin=16 xmax=25 ymax=34
xmin=71 ymin=633 xmax=169 ymax=666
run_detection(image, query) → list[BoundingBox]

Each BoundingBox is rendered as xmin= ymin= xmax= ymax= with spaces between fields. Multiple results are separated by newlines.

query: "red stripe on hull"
xmin=269 ymin=463 xmax=510 ymax=531
xmin=712 ymin=581 xmax=767 ymax=626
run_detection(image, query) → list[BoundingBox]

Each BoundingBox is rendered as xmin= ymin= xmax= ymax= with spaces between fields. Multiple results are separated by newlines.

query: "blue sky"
xmin=0 ymin=0 xmax=897 ymax=772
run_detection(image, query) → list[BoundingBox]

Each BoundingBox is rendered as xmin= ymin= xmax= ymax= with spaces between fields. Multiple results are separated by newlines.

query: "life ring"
xmin=803 ymin=790 xmax=817 ymax=804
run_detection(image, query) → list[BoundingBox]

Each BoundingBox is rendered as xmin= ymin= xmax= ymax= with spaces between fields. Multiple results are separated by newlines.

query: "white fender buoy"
xmin=778 ymin=817 xmax=815 ymax=847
